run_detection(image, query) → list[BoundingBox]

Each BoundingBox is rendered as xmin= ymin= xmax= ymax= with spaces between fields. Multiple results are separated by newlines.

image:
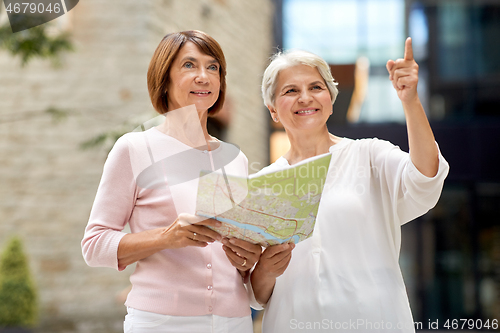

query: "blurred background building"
xmin=273 ymin=0 xmax=500 ymax=329
xmin=1 ymin=0 xmax=499 ymax=332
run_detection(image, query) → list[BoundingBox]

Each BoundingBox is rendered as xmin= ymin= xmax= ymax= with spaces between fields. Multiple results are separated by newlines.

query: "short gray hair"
xmin=261 ymin=49 xmax=339 ymax=108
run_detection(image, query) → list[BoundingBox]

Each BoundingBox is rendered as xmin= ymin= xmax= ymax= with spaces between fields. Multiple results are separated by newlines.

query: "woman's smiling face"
xmin=271 ymin=64 xmax=332 ymax=133
xmin=166 ymin=41 xmax=220 ymax=113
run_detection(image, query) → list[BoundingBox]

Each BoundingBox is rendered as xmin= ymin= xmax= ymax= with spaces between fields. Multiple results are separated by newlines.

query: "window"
xmin=283 ymin=0 xmax=407 ymax=123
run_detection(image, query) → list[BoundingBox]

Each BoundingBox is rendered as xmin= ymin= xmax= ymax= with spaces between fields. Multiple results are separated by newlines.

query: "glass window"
xmin=437 ymin=2 xmax=500 ymax=82
xmin=283 ymin=0 xmax=407 ymax=123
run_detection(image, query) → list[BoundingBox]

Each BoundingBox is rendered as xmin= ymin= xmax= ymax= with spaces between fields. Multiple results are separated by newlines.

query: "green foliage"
xmin=0 ymin=237 xmax=38 ymax=328
xmin=80 ymin=129 xmax=131 ymax=151
xmin=45 ymin=106 xmax=69 ymax=123
xmin=79 ymin=116 xmax=159 ymax=151
xmin=0 ymin=20 xmax=73 ymax=66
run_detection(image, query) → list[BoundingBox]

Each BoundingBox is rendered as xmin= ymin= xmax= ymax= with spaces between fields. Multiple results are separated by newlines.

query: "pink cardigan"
xmin=81 ymin=128 xmax=252 ymax=317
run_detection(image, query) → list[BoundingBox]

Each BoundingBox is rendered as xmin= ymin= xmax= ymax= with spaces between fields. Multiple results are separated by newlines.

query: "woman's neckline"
xmin=151 ymin=126 xmax=222 ymax=153
xmin=280 ymin=137 xmax=349 ymax=166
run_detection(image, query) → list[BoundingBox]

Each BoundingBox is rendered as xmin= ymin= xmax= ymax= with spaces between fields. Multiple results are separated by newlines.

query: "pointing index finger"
xmin=404 ymin=37 xmax=414 ymax=61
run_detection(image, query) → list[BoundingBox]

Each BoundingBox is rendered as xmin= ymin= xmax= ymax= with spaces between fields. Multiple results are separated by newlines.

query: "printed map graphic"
xmin=196 ymin=153 xmax=332 ymax=247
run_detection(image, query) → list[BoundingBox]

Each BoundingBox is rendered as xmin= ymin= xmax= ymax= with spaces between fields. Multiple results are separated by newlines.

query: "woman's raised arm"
xmin=386 ymin=37 xmax=439 ymax=178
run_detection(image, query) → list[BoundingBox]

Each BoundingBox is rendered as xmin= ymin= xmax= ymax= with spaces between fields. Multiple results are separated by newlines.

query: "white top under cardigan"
xmin=255 ymin=137 xmax=449 ymax=333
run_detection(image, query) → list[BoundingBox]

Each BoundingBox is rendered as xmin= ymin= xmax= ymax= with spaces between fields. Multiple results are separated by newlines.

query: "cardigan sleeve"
xmin=369 ymin=138 xmax=449 ymax=225
xmin=81 ymin=135 xmax=137 ymax=271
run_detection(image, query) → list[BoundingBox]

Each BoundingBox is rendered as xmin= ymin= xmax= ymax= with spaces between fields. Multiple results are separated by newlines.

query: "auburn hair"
xmin=147 ymin=30 xmax=227 ymax=115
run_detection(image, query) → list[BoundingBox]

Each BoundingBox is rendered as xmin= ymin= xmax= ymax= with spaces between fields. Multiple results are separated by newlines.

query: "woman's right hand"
xmin=161 ymin=213 xmax=223 ymax=249
xmin=250 ymin=242 xmax=295 ymax=305
xmin=117 ymin=213 xmax=222 ymax=268
xmin=254 ymin=242 xmax=295 ymax=278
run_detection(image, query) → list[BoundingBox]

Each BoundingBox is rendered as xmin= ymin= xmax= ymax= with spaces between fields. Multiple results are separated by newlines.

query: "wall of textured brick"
xmin=148 ymin=0 xmax=274 ymax=170
xmin=0 ymin=0 xmax=273 ymax=331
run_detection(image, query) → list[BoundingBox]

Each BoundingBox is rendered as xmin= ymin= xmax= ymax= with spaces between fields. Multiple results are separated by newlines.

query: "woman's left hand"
xmin=387 ymin=37 xmax=439 ymax=177
xmin=386 ymin=37 xmax=419 ymax=104
xmin=222 ymin=238 xmax=262 ymax=274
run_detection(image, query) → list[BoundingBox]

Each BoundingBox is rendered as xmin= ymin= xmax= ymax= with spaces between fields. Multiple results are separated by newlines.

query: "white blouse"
xmin=256 ymin=137 xmax=449 ymax=333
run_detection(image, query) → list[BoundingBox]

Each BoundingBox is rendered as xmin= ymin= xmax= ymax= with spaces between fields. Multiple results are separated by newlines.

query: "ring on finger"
xmin=193 ymin=232 xmax=197 ymax=241
xmin=242 ymin=258 xmax=247 ymax=267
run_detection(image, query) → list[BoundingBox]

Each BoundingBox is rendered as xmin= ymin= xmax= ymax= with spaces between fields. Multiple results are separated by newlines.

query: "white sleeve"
xmin=369 ymin=138 xmax=449 ymax=224
xmin=245 ymin=267 xmax=265 ymax=310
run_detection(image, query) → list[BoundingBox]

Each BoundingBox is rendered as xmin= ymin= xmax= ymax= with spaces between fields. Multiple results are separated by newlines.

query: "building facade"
xmin=0 ymin=0 xmax=273 ymax=331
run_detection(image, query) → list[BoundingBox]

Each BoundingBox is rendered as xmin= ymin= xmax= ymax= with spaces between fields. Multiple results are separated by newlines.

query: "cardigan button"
xmin=207 ymin=285 xmax=213 ymax=290
xmin=207 ymin=263 xmax=212 ymax=269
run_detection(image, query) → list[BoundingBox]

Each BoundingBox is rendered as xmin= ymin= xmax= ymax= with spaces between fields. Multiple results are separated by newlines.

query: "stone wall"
xmin=0 ymin=0 xmax=273 ymax=331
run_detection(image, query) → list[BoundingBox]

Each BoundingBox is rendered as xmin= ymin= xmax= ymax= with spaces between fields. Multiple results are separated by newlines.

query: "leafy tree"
xmin=0 ymin=237 xmax=38 ymax=328
xmin=0 ymin=6 xmax=73 ymax=126
xmin=0 ymin=5 xmax=73 ymax=66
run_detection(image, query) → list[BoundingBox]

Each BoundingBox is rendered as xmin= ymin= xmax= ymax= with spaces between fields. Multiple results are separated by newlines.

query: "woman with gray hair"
xmin=251 ymin=39 xmax=449 ymax=332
